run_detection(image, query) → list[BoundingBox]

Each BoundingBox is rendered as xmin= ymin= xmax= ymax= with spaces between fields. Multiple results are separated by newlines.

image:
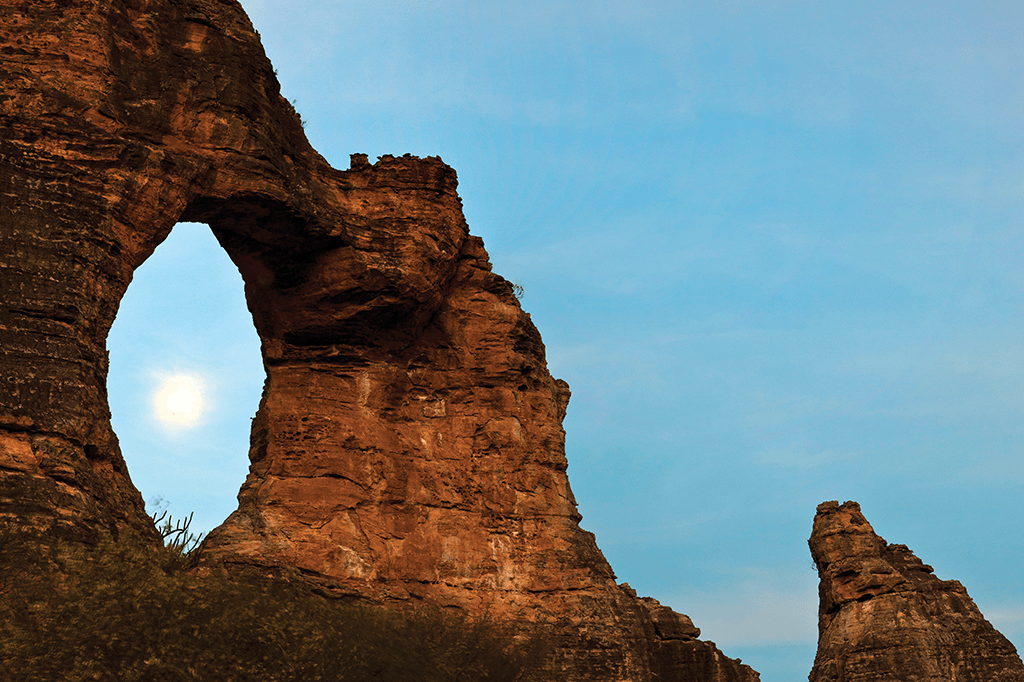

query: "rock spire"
xmin=809 ymin=501 xmax=1024 ymax=682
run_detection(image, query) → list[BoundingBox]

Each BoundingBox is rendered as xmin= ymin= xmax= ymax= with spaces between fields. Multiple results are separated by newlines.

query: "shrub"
xmin=0 ymin=521 xmax=550 ymax=682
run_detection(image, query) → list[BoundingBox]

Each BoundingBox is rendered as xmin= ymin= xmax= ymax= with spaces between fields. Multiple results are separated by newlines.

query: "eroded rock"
xmin=809 ymin=501 xmax=1024 ymax=682
xmin=0 ymin=0 xmax=757 ymax=679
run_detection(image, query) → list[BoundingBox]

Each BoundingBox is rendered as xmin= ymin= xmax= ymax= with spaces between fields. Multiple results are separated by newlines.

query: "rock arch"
xmin=0 ymin=1 xmax=757 ymax=679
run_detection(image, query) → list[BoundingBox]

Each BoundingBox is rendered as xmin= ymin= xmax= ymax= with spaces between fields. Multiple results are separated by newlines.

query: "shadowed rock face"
xmin=0 ymin=0 xmax=758 ymax=679
xmin=809 ymin=501 xmax=1024 ymax=682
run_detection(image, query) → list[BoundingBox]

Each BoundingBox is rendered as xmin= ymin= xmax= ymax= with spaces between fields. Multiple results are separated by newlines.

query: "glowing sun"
xmin=154 ymin=374 xmax=204 ymax=426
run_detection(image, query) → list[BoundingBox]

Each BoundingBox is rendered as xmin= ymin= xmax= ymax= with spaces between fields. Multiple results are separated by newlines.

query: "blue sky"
xmin=106 ymin=2 xmax=1024 ymax=680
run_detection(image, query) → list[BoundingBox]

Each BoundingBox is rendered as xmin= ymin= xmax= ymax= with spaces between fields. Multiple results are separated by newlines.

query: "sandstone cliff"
xmin=0 ymin=0 xmax=758 ymax=679
xmin=809 ymin=501 xmax=1024 ymax=682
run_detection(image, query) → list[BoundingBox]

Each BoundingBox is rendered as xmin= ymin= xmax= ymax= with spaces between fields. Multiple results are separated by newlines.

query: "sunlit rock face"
xmin=809 ymin=501 xmax=1024 ymax=682
xmin=0 ymin=1 xmax=759 ymax=679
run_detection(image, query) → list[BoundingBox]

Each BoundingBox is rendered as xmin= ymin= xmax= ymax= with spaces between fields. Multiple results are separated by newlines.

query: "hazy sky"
xmin=106 ymin=2 xmax=1024 ymax=680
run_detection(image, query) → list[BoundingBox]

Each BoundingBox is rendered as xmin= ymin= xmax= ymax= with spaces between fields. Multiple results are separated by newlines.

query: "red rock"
xmin=0 ymin=0 xmax=758 ymax=679
xmin=809 ymin=501 xmax=1024 ymax=682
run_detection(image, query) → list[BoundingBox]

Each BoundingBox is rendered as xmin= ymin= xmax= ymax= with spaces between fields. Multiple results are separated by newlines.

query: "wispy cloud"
xmin=660 ymin=568 xmax=819 ymax=647
xmin=757 ymin=446 xmax=853 ymax=470
xmin=978 ymin=604 xmax=1024 ymax=637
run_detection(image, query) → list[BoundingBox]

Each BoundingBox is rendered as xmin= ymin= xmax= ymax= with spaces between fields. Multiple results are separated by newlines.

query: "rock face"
xmin=809 ymin=501 xmax=1024 ymax=682
xmin=0 ymin=0 xmax=758 ymax=679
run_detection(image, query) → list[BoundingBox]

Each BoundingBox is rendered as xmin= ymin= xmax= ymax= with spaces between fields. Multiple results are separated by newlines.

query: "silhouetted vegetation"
xmin=151 ymin=510 xmax=205 ymax=571
xmin=0 ymin=518 xmax=550 ymax=682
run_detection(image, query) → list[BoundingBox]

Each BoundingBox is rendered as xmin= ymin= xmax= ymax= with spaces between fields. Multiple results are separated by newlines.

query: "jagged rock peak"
xmin=809 ymin=500 xmax=1024 ymax=682
xmin=624 ymin=585 xmax=760 ymax=682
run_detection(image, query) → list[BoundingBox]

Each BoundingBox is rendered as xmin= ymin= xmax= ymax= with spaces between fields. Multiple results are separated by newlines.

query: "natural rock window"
xmin=106 ymin=223 xmax=263 ymax=535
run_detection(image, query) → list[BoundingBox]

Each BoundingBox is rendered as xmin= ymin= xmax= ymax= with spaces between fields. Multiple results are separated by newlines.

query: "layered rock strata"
xmin=0 ymin=0 xmax=757 ymax=679
xmin=809 ymin=501 xmax=1024 ymax=682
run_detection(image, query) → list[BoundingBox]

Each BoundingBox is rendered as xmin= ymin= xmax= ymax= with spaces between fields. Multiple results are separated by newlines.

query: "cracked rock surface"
xmin=809 ymin=501 xmax=1024 ymax=682
xmin=0 ymin=1 xmax=759 ymax=679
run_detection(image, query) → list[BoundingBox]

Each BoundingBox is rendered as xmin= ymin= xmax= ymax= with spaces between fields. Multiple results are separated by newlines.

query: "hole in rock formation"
xmin=106 ymin=223 xmax=264 ymax=535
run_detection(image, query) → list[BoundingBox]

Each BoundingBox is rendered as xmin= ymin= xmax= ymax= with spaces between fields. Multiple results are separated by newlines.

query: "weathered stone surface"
xmin=0 ymin=0 xmax=757 ymax=679
xmin=624 ymin=586 xmax=757 ymax=682
xmin=809 ymin=501 xmax=1024 ymax=682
